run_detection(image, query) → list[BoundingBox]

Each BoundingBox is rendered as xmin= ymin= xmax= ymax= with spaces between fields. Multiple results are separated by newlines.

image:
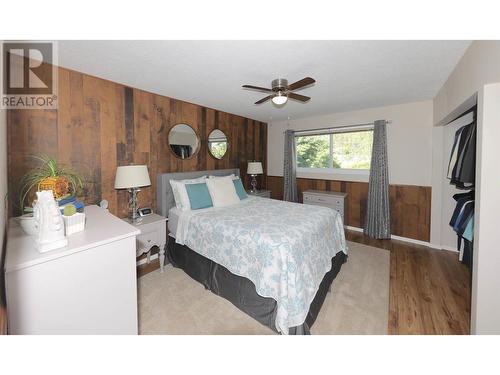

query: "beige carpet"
xmin=138 ymin=241 xmax=390 ymax=334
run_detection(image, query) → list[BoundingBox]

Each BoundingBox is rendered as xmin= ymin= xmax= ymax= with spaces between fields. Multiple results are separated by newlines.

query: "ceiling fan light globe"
xmin=271 ymin=93 xmax=288 ymax=105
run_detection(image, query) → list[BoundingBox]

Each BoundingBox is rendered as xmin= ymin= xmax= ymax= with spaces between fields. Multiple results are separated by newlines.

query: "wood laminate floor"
xmin=345 ymin=230 xmax=471 ymax=334
xmin=138 ymin=230 xmax=472 ymax=335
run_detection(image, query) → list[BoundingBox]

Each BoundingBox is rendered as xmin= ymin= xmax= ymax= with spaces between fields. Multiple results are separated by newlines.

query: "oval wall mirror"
xmin=208 ymin=129 xmax=228 ymax=159
xmin=168 ymin=123 xmax=200 ymax=159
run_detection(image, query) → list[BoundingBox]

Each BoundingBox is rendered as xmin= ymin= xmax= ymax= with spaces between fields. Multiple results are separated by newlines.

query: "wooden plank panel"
xmin=57 ymin=69 xmax=72 ymax=166
xmin=81 ymin=74 xmax=103 ymax=205
xmin=168 ymin=99 xmax=183 ymax=174
xmin=198 ymin=107 xmax=207 ymax=170
xmin=97 ymin=78 xmax=119 ymax=215
xmin=153 ymin=94 xmax=171 ymax=177
xmin=6 ymin=65 xmax=267 ymax=218
xmin=132 ymin=89 xmax=153 ymax=211
xmin=8 ymin=109 xmax=58 ymax=215
xmin=261 ymin=122 xmax=268 ymax=189
xmin=205 ymin=109 xmax=216 ymax=171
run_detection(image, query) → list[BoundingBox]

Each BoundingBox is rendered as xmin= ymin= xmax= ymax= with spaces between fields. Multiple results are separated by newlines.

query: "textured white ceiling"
xmin=57 ymin=40 xmax=470 ymax=122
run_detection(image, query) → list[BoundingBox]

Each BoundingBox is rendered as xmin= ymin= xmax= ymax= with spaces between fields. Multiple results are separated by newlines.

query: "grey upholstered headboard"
xmin=156 ymin=168 xmax=240 ymax=217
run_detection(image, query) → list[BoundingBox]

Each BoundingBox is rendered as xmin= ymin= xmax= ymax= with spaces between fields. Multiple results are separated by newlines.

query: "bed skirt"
xmin=166 ymin=236 xmax=347 ymax=335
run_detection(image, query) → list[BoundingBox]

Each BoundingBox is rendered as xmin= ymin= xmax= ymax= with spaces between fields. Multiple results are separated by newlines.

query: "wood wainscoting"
xmin=7 ymin=67 xmax=267 ymax=218
xmin=267 ymin=175 xmax=431 ymax=242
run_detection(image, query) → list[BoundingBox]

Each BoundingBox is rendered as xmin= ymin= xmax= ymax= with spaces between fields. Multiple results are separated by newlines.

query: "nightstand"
xmin=125 ymin=214 xmax=167 ymax=272
xmin=247 ymin=189 xmax=271 ymax=198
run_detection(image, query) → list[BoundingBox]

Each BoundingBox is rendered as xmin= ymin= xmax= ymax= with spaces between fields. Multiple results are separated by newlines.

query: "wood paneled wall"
xmin=7 ymin=67 xmax=267 ymax=218
xmin=267 ymin=175 xmax=431 ymax=242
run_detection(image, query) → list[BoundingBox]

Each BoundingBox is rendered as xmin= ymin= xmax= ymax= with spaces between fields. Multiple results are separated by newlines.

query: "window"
xmin=296 ymin=127 xmax=373 ymax=171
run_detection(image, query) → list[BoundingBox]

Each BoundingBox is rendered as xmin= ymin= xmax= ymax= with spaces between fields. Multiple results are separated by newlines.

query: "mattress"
xmin=173 ymin=196 xmax=347 ymax=334
xmin=167 ymin=207 xmax=182 ymax=236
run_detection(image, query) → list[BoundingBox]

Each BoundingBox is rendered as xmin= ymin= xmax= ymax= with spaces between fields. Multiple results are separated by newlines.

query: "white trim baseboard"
xmin=345 ymin=225 xmax=459 ymax=252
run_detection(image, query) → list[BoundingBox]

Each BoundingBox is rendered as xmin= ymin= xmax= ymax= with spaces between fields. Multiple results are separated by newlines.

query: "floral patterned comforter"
xmin=174 ymin=196 xmax=347 ymax=334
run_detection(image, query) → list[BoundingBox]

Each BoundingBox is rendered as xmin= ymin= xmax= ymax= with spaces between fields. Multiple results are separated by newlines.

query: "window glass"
xmin=296 ymin=129 xmax=373 ymax=170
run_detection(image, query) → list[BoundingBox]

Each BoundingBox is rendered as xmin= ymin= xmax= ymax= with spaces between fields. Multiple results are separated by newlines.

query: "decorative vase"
xmin=63 ymin=212 xmax=86 ymax=236
xmin=33 ymin=190 xmax=68 ymax=253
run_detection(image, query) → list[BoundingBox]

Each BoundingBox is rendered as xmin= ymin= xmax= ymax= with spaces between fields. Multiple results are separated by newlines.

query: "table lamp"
xmin=114 ymin=165 xmax=151 ymax=222
xmin=247 ymin=161 xmax=263 ymax=193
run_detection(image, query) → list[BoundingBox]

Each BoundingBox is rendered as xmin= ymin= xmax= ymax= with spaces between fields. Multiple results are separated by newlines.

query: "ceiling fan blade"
xmin=288 ymin=92 xmax=311 ymax=102
xmin=255 ymin=95 xmax=273 ymax=104
xmin=242 ymin=85 xmax=273 ymax=92
xmin=288 ymin=77 xmax=316 ymax=91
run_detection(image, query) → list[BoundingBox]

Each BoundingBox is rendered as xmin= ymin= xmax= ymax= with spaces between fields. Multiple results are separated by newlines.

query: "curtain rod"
xmin=283 ymin=120 xmax=392 ymax=134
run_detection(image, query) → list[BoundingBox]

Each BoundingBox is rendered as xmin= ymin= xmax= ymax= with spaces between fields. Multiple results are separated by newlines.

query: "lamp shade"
xmin=114 ymin=165 xmax=151 ymax=189
xmin=247 ymin=161 xmax=263 ymax=175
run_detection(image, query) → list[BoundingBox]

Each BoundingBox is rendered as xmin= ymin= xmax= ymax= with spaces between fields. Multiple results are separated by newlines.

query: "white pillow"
xmin=208 ymin=174 xmax=236 ymax=179
xmin=206 ymin=176 xmax=240 ymax=207
xmin=170 ymin=176 xmax=207 ymax=211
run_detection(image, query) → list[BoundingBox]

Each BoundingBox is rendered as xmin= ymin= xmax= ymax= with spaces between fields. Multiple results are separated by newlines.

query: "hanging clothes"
xmin=458 ymin=123 xmax=476 ymax=186
xmin=447 ymin=109 xmax=476 ymax=270
xmin=447 ymin=119 xmax=476 ymax=189
xmin=447 ymin=125 xmax=468 ymax=179
xmin=449 ymin=191 xmax=474 ymax=268
xmin=462 ymin=216 xmax=474 ymax=242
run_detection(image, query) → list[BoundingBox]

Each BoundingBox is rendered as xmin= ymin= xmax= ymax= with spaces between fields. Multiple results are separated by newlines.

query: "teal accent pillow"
xmin=233 ymin=178 xmax=248 ymax=200
xmin=185 ymin=183 xmax=213 ymax=210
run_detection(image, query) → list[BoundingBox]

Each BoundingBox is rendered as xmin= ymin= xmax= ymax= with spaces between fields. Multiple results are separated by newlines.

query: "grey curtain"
xmin=283 ymin=130 xmax=298 ymax=202
xmin=364 ymin=120 xmax=391 ymax=239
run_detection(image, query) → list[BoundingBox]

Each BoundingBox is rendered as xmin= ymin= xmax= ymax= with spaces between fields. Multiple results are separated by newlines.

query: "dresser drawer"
xmin=137 ymin=230 xmax=158 ymax=252
xmin=303 ymin=191 xmax=347 ymax=223
xmin=304 ymin=194 xmax=344 ymax=208
xmin=304 ymin=199 xmax=343 ymax=214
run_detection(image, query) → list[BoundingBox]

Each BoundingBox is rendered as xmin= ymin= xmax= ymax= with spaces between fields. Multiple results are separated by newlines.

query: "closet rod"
xmin=284 ymin=120 xmax=392 ymax=134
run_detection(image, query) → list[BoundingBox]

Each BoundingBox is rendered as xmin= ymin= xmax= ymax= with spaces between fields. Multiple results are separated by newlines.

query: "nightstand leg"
xmin=159 ymin=244 xmax=166 ymax=273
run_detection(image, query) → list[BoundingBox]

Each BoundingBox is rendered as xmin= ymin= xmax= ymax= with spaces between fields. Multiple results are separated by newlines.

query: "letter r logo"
xmin=3 ymin=42 xmax=53 ymax=95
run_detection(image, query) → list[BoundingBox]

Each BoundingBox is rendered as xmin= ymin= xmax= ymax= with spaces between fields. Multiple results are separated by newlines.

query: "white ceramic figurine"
xmin=33 ymin=190 xmax=68 ymax=253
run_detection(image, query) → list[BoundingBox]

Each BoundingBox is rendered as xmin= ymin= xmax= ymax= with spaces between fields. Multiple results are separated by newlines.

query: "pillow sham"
xmin=206 ymin=176 xmax=241 ymax=207
xmin=232 ymin=178 xmax=248 ymax=200
xmin=185 ymin=183 xmax=213 ymax=210
xmin=208 ymin=174 xmax=236 ymax=179
xmin=169 ymin=176 xmax=207 ymax=211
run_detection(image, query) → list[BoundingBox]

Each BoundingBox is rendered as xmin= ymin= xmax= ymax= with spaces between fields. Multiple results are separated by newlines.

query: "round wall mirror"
xmin=208 ymin=129 xmax=228 ymax=159
xmin=168 ymin=123 xmax=200 ymax=159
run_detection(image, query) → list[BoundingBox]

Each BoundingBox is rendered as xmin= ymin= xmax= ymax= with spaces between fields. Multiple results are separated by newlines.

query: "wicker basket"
xmin=63 ymin=212 xmax=86 ymax=236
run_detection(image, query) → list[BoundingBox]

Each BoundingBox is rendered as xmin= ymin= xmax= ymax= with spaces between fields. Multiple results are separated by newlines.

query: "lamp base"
xmin=250 ymin=175 xmax=258 ymax=193
xmin=127 ymin=187 xmax=141 ymax=222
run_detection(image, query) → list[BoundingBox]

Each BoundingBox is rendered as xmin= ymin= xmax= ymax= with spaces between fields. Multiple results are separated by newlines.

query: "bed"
xmin=157 ymin=169 xmax=347 ymax=334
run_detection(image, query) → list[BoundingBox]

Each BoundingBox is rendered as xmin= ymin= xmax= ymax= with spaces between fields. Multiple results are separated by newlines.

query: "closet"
xmin=446 ymin=107 xmax=476 ymax=269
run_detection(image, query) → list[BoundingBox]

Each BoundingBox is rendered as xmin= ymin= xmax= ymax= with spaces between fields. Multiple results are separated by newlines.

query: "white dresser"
xmin=4 ymin=205 xmax=140 ymax=334
xmin=303 ymin=190 xmax=348 ymax=224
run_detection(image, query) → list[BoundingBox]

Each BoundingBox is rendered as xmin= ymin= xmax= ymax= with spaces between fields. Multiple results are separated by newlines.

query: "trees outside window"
xmin=296 ymin=129 xmax=373 ymax=170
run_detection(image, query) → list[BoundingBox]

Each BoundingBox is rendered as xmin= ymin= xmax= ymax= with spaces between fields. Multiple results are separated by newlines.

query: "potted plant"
xmin=18 ymin=155 xmax=84 ymax=215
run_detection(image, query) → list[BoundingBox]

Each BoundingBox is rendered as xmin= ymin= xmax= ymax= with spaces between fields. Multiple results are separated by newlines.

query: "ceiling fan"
xmin=242 ymin=77 xmax=316 ymax=106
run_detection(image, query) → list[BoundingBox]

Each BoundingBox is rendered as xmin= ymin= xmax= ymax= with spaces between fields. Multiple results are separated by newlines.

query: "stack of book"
xmin=57 ymin=195 xmax=84 ymax=214
xmin=23 ymin=195 xmax=84 ymax=214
